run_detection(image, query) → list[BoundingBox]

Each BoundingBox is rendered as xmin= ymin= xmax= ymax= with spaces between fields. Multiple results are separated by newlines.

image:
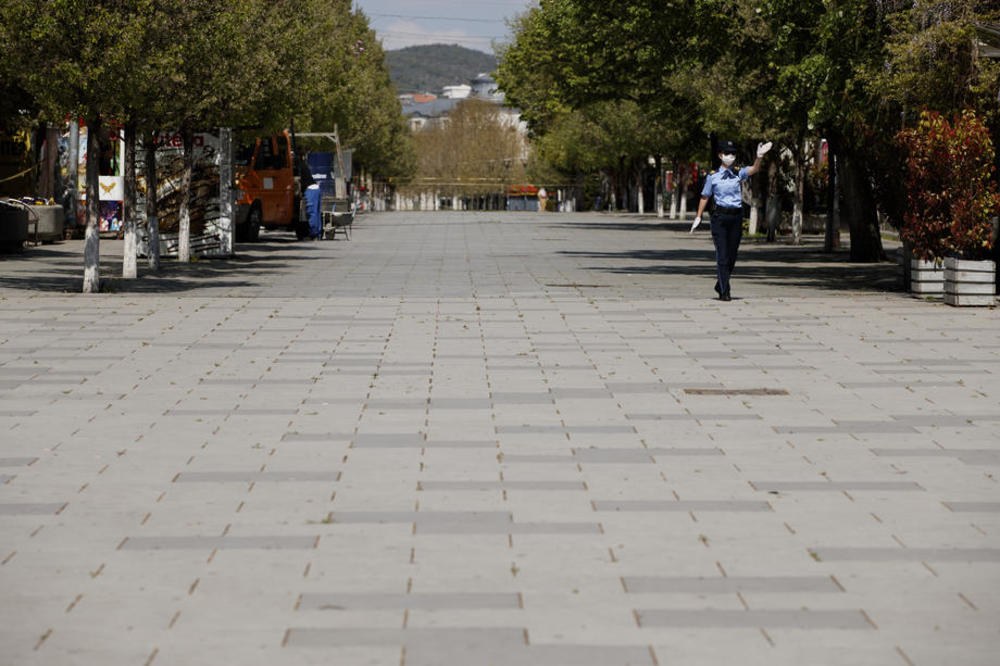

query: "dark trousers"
xmin=710 ymin=210 xmax=743 ymax=297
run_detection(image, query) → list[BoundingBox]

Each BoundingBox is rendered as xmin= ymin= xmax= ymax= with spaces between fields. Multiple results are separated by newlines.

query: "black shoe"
xmin=720 ymin=293 xmax=731 ymax=302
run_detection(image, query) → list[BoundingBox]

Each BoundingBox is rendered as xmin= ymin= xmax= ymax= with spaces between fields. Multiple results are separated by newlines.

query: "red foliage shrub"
xmin=897 ymin=110 xmax=1000 ymax=261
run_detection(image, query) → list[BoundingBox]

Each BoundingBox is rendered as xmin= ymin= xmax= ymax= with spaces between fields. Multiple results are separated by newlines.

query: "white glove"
xmin=757 ymin=141 xmax=773 ymax=158
xmin=689 ymin=216 xmax=702 ymax=233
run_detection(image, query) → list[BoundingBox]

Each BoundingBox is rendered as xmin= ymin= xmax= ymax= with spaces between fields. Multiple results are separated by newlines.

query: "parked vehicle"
xmin=233 ymin=131 xmax=311 ymax=241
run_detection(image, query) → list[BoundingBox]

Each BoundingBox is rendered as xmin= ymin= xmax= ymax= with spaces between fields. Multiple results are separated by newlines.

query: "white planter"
xmin=944 ymin=257 xmax=996 ymax=306
xmin=910 ymin=258 xmax=944 ymax=297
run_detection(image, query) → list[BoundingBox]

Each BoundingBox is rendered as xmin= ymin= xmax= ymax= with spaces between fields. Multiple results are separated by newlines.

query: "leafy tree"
xmin=0 ymin=0 xmax=155 ymax=292
xmin=407 ymin=99 xmax=526 ymax=205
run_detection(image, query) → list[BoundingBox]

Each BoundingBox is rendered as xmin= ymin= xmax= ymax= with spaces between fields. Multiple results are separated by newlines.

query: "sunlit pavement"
xmin=1 ymin=211 xmax=998 ymax=665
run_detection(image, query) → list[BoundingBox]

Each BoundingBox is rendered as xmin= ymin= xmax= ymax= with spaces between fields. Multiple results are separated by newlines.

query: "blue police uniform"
xmin=700 ymin=165 xmax=748 ymax=299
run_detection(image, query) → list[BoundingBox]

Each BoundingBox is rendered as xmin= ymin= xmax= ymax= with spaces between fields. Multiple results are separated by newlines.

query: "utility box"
xmin=0 ymin=204 xmax=29 ymax=251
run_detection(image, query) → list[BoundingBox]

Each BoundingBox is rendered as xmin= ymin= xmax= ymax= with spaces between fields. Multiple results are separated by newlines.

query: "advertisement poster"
xmin=137 ymin=131 xmax=221 ymax=237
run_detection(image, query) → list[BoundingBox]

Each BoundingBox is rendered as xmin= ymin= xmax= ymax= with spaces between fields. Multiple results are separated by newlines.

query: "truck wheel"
xmin=238 ymin=206 xmax=261 ymax=242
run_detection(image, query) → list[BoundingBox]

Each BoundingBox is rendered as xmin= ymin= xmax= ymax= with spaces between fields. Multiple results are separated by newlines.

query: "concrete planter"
xmin=944 ymin=257 xmax=996 ymax=306
xmin=910 ymin=258 xmax=944 ymax=298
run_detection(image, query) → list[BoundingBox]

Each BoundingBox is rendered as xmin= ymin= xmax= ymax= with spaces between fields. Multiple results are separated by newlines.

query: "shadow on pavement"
xmin=0 ymin=239 xmax=318 ymax=294
xmin=560 ymin=241 xmax=901 ymax=293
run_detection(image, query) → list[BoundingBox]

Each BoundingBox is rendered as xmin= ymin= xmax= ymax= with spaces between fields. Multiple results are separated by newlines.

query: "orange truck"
xmin=233 ymin=130 xmax=311 ymax=241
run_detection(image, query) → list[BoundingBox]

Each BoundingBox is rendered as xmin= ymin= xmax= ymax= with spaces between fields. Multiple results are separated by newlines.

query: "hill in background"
xmin=386 ymin=44 xmax=498 ymax=94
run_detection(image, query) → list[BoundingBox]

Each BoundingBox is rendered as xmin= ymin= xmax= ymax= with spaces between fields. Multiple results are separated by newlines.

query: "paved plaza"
xmin=1 ymin=211 xmax=998 ymax=665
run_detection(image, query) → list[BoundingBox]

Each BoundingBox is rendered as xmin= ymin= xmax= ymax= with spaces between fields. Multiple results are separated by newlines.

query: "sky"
xmin=353 ymin=0 xmax=534 ymax=54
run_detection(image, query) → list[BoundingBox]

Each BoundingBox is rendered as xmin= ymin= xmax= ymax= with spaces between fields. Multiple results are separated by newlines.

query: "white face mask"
xmin=721 ymin=154 xmax=736 ymax=167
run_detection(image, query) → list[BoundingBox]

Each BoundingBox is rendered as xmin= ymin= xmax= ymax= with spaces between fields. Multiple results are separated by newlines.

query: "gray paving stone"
xmin=811 ymin=547 xmax=1000 ymax=562
xmin=624 ymin=576 xmax=841 ymax=594
xmin=0 ymin=457 xmax=37 ymax=466
xmin=751 ymin=481 xmax=923 ymax=492
xmin=871 ymin=448 xmax=1000 ymax=465
xmin=594 ymin=500 xmax=772 ymax=512
xmin=285 ymin=627 xmax=525 ymax=649
xmin=943 ymin=502 xmax=1000 ymax=512
xmin=636 ymin=609 xmax=871 ymax=629
xmin=0 ymin=503 xmax=65 ymax=515
xmin=175 ymin=471 xmax=339 ymax=482
xmin=627 ymin=413 xmax=762 ymax=421
xmin=419 ymin=522 xmax=600 ymax=535
xmin=497 ymin=425 xmax=634 ymax=434
xmin=419 ymin=480 xmax=585 ymax=491
xmin=647 ymin=447 xmax=725 ymax=457
xmin=330 ymin=511 xmax=512 ymax=526
xmin=491 ymin=392 xmax=554 ymax=404
xmin=298 ymin=592 xmax=520 ymax=610
xmin=283 ymin=432 xmax=353 ymax=442
xmin=572 ymin=449 xmax=655 ymax=463
xmin=839 ymin=380 xmax=963 ymax=389
xmin=165 ymin=408 xmax=233 ymax=416
xmin=775 ymin=421 xmax=917 ymax=433
xmin=891 ymin=413 xmax=1000 ymax=426
xmin=429 ymin=398 xmax=494 ymax=409
xmin=0 ymin=409 xmax=36 ymax=417
xmin=500 ymin=454 xmax=574 ymax=463
xmin=121 ymin=535 xmax=317 ymax=550
xmin=2 ymin=214 xmax=998 ymax=666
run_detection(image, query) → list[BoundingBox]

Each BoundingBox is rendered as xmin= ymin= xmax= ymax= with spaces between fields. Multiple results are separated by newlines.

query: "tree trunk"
xmin=178 ymin=126 xmax=194 ymax=263
xmin=67 ymin=121 xmax=79 ymax=229
xmin=669 ymin=160 xmax=680 ymax=219
xmin=82 ymin=115 xmax=102 ymax=293
xmin=122 ymin=121 xmax=138 ymax=279
xmin=655 ymin=157 xmax=664 ymax=218
xmin=837 ymin=151 xmax=885 ymax=262
xmin=824 ymin=151 xmax=841 ymax=252
xmin=766 ymin=159 xmax=780 ymax=243
xmin=791 ymin=138 xmax=805 ymax=245
xmin=145 ymin=136 xmax=160 ymax=271
xmin=219 ymin=127 xmax=233 ymax=256
xmin=678 ymin=166 xmax=688 ymax=220
xmin=748 ymin=166 xmax=762 ymax=236
xmin=636 ymin=165 xmax=645 ymax=215
xmin=39 ymin=124 xmax=59 ymax=200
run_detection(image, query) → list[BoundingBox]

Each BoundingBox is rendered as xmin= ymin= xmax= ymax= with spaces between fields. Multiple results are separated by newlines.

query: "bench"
xmin=321 ymin=197 xmax=355 ymax=240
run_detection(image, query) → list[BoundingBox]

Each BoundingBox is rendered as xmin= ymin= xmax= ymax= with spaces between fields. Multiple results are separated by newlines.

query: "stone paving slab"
xmin=1 ymin=212 xmax=998 ymax=665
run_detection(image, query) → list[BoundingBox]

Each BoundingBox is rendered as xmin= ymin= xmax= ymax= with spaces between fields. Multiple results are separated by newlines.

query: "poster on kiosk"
xmin=75 ymin=123 xmax=125 ymax=233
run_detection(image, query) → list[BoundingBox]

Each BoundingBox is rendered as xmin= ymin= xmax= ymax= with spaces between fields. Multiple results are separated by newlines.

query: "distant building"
xmin=398 ymin=93 xmax=438 ymax=106
xmin=402 ymin=74 xmax=523 ymax=134
xmin=440 ymin=85 xmax=471 ymax=99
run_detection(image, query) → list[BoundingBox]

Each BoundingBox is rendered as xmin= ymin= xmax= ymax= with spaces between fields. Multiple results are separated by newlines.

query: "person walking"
xmin=691 ymin=140 xmax=772 ymax=301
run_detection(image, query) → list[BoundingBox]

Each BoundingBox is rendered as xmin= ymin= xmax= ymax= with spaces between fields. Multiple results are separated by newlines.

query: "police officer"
xmin=691 ymin=140 xmax=772 ymax=301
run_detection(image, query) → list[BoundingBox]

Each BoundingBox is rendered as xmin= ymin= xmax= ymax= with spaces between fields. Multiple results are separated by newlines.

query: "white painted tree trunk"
xmin=791 ymin=146 xmax=805 ymax=245
xmin=637 ymin=170 xmax=645 ymax=215
xmin=82 ymin=115 xmax=101 ymax=293
xmin=122 ymin=122 xmax=138 ymax=279
xmin=177 ymin=127 xmax=194 ymax=263
xmin=219 ymin=128 xmax=233 ymax=256
xmin=655 ymin=166 xmax=664 ymax=218
xmin=145 ymin=139 xmax=160 ymax=271
xmin=678 ymin=175 xmax=688 ymax=220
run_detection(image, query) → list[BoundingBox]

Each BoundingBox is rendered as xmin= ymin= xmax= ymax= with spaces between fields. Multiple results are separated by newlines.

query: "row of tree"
xmin=407 ymin=99 xmax=529 ymax=206
xmin=496 ymin=0 xmax=1000 ymax=261
xmin=0 ymin=0 xmax=415 ymax=291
